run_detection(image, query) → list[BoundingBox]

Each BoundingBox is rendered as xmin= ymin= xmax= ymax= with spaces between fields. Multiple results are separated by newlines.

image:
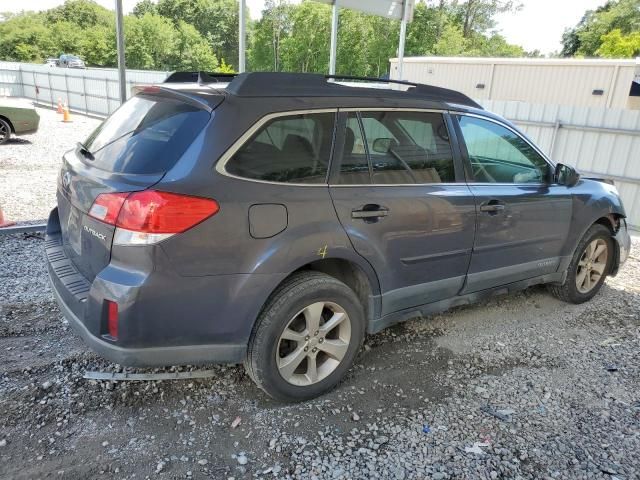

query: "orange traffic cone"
xmin=56 ymin=98 xmax=64 ymax=114
xmin=62 ymin=103 xmax=72 ymax=123
xmin=0 ymin=206 xmax=16 ymax=228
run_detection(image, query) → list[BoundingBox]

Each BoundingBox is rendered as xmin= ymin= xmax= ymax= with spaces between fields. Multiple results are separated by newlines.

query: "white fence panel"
xmin=0 ymin=62 xmax=23 ymax=96
xmin=482 ymin=100 xmax=640 ymax=228
xmin=0 ymin=61 xmax=169 ymax=117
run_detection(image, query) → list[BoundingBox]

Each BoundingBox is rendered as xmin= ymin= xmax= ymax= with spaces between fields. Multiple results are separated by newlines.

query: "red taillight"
xmin=117 ymin=191 xmax=219 ymax=233
xmin=89 ymin=192 xmax=129 ymax=225
xmin=89 ymin=190 xmax=219 ymax=233
xmin=107 ymin=300 xmax=118 ymax=339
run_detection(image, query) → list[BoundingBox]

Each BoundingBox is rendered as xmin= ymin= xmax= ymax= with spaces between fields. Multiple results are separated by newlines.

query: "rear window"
xmin=83 ymin=95 xmax=210 ymax=175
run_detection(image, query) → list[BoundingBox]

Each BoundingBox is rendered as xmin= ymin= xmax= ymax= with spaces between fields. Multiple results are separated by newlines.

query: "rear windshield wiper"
xmin=77 ymin=142 xmax=94 ymax=161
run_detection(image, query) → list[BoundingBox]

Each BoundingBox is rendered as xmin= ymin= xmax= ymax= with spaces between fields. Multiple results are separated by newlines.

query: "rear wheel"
xmin=245 ymin=271 xmax=365 ymax=402
xmin=548 ymin=224 xmax=613 ymax=303
xmin=0 ymin=118 xmax=11 ymax=145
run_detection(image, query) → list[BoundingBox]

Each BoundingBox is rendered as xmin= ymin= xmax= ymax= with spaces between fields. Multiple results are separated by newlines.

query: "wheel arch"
xmin=571 ymin=214 xmax=625 ymax=277
xmin=593 ymin=214 xmax=627 ymax=276
xmin=593 ymin=214 xmax=620 ymax=234
xmin=295 ymin=257 xmax=380 ymax=324
xmin=257 ymin=255 xmax=382 ymax=331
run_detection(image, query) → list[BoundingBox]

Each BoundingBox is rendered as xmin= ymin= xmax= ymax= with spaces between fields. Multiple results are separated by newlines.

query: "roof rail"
xmin=164 ymin=71 xmax=238 ymax=84
xmin=326 ymin=74 xmax=418 ymax=88
xmin=224 ymin=72 xmax=482 ymax=109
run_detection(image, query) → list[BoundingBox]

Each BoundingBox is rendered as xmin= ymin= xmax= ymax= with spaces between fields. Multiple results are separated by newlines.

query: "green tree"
xmin=133 ymin=0 xmax=158 ymax=17
xmin=0 ymin=0 xmax=528 ymax=73
xmin=45 ymin=0 xmax=112 ymax=28
xmin=454 ymin=0 xmax=521 ymax=38
xmin=466 ymin=31 xmax=524 ymax=57
xmin=0 ymin=13 xmax=54 ymax=62
xmin=561 ymin=0 xmax=640 ymax=57
xmin=249 ymin=0 xmax=293 ymax=71
xmin=280 ymin=2 xmax=330 ymax=72
xmin=49 ymin=21 xmax=85 ymax=56
xmin=597 ymin=29 xmax=640 ymax=57
xmin=433 ymin=23 xmax=468 ymax=55
xmin=367 ymin=15 xmax=399 ymax=77
xmin=406 ymin=1 xmax=446 ymax=56
xmin=156 ymin=0 xmax=239 ymax=69
xmin=80 ymin=25 xmax=115 ymax=66
xmin=173 ymin=20 xmax=219 ymax=70
xmin=336 ymin=9 xmax=371 ymax=76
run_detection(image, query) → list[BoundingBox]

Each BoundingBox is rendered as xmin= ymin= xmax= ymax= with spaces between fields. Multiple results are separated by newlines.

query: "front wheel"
xmin=548 ymin=224 xmax=613 ymax=304
xmin=245 ymin=271 xmax=365 ymax=402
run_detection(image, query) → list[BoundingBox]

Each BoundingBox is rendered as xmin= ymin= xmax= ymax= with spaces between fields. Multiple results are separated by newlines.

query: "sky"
xmin=1 ymin=0 xmax=609 ymax=55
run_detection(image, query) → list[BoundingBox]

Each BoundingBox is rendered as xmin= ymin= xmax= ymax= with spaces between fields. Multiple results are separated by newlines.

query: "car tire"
xmin=0 ymin=118 xmax=11 ymax=145
xmin=548 ymin=224 xmax=613 ymax=304
xmin=245 ymin=271 xmax=365 ymax=402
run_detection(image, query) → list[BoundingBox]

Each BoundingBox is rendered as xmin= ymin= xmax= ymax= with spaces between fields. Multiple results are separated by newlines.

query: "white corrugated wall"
xmin=390 ymin=57 xmax=637 ymax=109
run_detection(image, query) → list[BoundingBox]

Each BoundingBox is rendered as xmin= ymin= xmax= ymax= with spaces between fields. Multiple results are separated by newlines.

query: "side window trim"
xmin=215 ymin=108 xmax=338 ymax=187
xmin=330 ymin=108 xmax=460 ymax=187
xmin=328 ymin=111 xmax=373 ymax=185
xmin=443 ymin=112 xmax=468 ymax=184
xmin=356 ymin=112 xmax=375 ymax=183
xmin=454 ymin=112 xmax=556 ymax=186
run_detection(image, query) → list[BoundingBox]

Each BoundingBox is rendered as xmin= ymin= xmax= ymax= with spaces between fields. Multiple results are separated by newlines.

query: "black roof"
xmin=163 ymin=71 xmax=482 ymax=110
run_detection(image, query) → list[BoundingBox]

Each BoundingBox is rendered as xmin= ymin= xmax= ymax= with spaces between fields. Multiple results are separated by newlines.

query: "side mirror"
xmin=555 ymin=163 xmax=580 ymax=187
xmin=372 ymin=137 xmax=394 ymax=154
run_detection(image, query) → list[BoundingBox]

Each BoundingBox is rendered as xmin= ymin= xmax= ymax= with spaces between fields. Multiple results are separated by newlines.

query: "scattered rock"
xmin=231 ymin=416 xmax=241 ymax=429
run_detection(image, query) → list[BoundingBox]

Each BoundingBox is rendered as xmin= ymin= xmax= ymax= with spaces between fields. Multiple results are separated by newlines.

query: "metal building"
xmin=389 ymin=57 xmax=639 ymax=109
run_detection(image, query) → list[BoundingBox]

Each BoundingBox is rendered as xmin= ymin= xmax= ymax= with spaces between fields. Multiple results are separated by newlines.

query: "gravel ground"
xmin=1 ymin=107 xmax=639 ymax=480
xmin=0 ymin=106 xmax=99 ymax=223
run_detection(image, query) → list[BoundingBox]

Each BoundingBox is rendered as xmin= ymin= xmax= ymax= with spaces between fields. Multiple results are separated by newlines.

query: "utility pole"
xmin=397 ymin=0 xmax=409 ymax=81
xmin=329 ymin=1 xmax=339 ymax=75
xmin=239 ymin=0 xmax=246 ymax=73
xmin=115 ymin=0 xmax=127 ymax=103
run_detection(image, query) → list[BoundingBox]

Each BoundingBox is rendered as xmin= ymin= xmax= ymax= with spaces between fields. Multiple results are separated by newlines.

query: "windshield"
xmin=83 ymin=94 xmax=210 ymax=174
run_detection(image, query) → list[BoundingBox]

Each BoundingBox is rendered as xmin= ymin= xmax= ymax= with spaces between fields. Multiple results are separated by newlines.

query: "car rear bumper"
xmin=45 ymin=207 xmax=281 ymax=367
xmin=49 ymin=277 xmax=246 ymax=367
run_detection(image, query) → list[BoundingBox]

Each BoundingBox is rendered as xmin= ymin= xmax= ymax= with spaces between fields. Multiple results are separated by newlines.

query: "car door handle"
xmin=351 ymin=206 xmax=389 ymax=219
xmin=479 ymin=201 xmax=506 ymax=214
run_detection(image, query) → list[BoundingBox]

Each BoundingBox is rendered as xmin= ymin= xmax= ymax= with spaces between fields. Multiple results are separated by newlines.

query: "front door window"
xmin=458 ymin=116 xmax=551 ymax=184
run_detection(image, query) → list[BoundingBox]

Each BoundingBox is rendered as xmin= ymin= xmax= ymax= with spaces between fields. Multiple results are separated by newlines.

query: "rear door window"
xmin=225 ymin=112 xmax=335 ymax=184
xmin=335 ymin=111 xmax=456 ymax=185
xmin=83 ymin=94 xmax=210 ymax=175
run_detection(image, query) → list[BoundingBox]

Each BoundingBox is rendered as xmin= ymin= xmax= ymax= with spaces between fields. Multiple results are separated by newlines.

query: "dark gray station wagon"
xmin=46 ymin=72 xmax=631 ymax=401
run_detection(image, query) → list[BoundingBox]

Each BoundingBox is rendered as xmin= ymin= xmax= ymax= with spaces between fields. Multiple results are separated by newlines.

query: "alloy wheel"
xmin=576 ymin=238 xmax=608 ymax=294
xmin=276 ymin=301 xmax=351 ymax=386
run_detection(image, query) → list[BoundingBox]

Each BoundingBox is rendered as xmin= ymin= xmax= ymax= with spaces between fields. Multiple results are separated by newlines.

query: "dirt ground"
xmin=1 ymin=230 xmax=638 ymax=480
